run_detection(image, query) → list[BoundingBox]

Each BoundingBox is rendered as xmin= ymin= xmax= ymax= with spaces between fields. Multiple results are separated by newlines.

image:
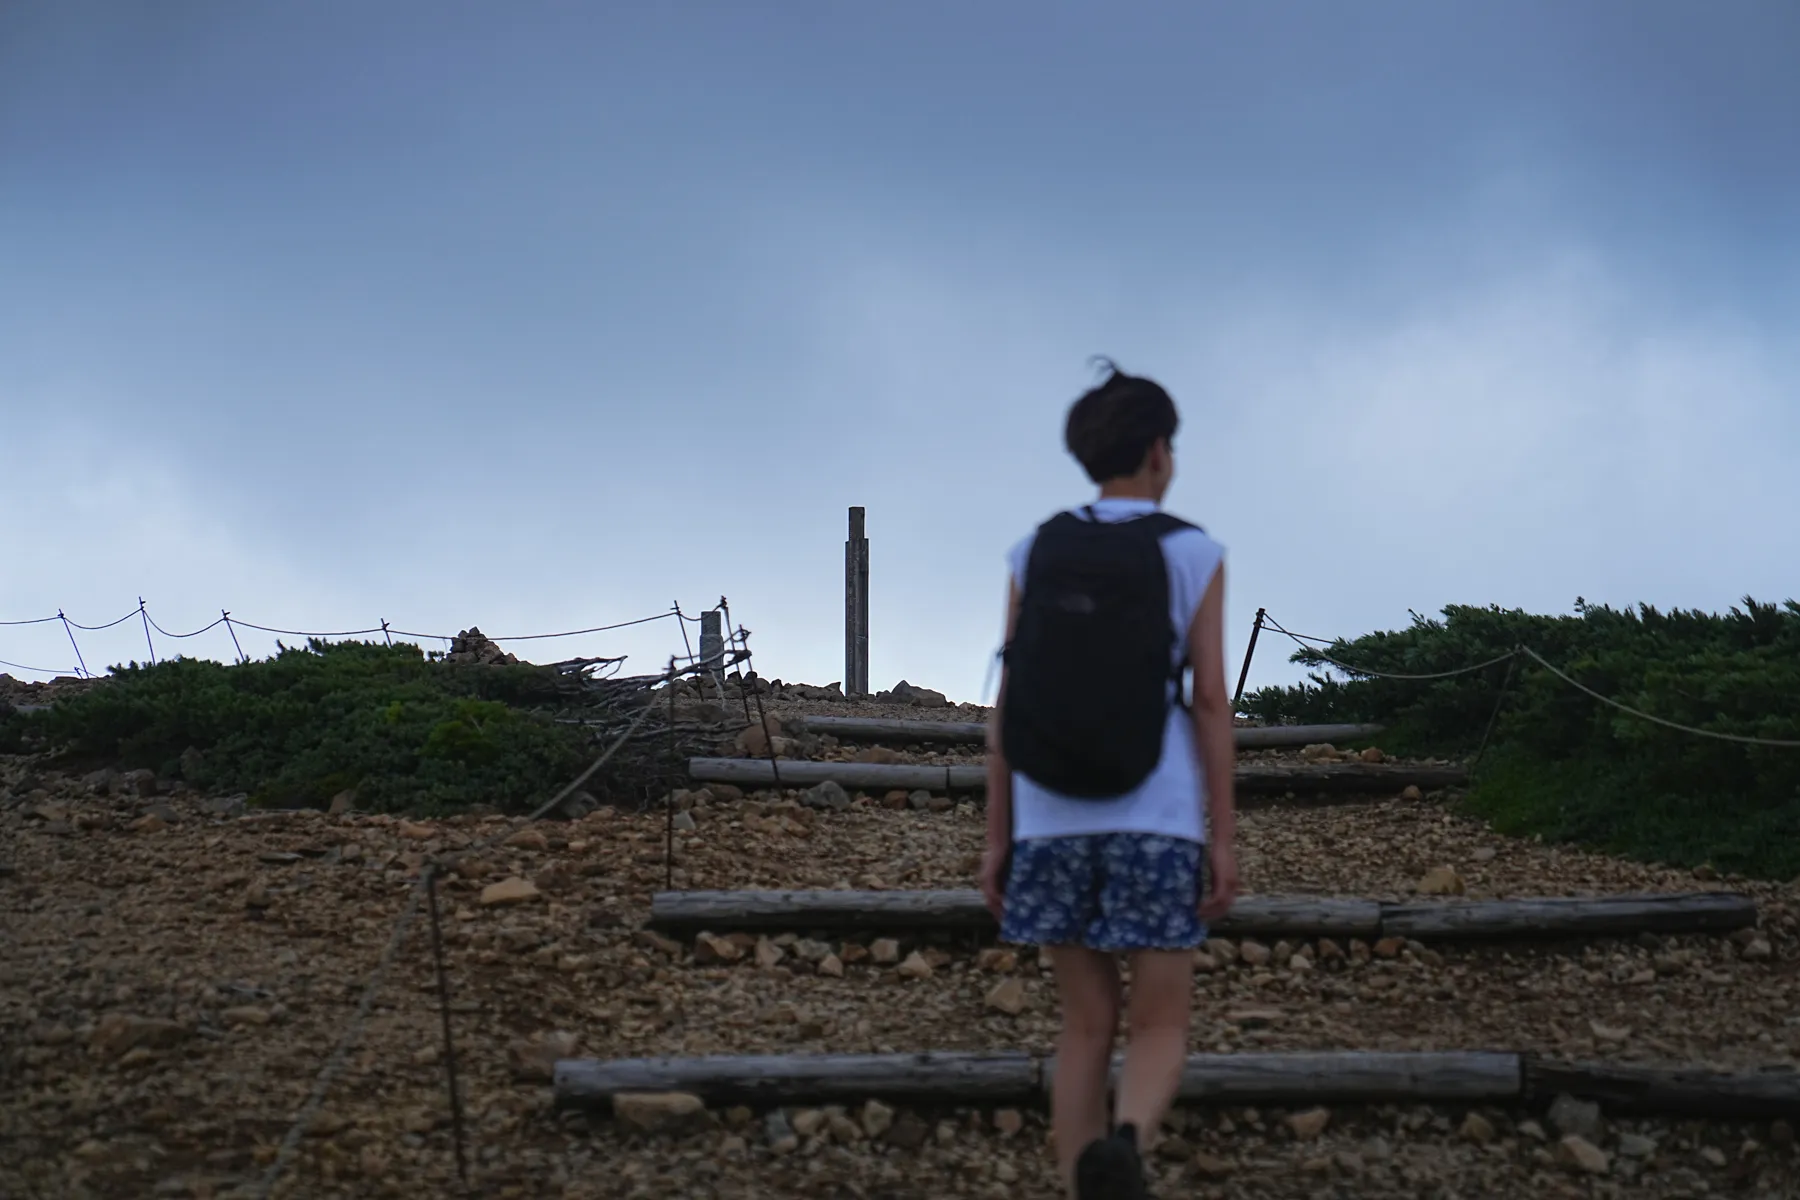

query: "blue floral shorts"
xmin=999 ymin=833 xmax=1207 ymax=951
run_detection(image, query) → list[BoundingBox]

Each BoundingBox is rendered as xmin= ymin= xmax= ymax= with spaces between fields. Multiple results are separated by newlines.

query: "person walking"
xmin=980 ymin=360 xmax=1239 ymax=1199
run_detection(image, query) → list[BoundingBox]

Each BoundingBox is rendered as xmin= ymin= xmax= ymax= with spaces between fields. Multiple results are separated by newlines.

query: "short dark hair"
xmin=1063 ymin=358 xmax=1179 ymax=483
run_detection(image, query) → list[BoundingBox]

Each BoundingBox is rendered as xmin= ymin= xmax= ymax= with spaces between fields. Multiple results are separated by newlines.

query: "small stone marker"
xmin=480 ymin=877 xmax=540 ymax=906
xmin=897 ymin=951 xmax=933 ymax=979
xmin=1416 ymin=866 xmax=1465 ymax=896
xmin=984 ymin=978 xmax=1026 ymax=1015
xmin=1556 ymin=1134 xmax=1611 ymax=1175
xmin=1286 ymin=1108 xmax=1330 ymax=1140
xmin=613 ymin=1092 xmax=706 ymax=1134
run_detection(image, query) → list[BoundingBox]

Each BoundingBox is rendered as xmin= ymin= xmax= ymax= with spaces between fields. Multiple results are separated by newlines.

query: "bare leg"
xmin=1046 ymin=945 xmax=1121 ymax=1192
xmin=1114 ymin=949 xmax=1194 ymax=1149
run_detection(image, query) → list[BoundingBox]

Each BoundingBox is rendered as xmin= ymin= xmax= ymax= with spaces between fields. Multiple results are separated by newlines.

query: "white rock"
xmin=1556 ymin=1134 xmax=1610 ymax=1175
xmin=613 ymin=1092 xmax=706 ymax=1133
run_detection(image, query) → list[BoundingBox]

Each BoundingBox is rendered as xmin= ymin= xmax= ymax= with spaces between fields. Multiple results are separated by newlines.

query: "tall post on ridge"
xmin=699 ymin=610 xmax=725 ymax=692
xmin=699 ymin=610 xmax=724 ymax=670
xmin=845 ymin=507 xmax=870 ymax=696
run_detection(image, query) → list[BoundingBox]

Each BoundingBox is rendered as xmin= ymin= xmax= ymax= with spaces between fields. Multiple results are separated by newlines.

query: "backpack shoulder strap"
xmin=1131 ymin=512 xmax=1203 ymax=537
xmin=1018 ymin=511 xmax=1085 ymax=591
xmin=1034 ymin=510 xmax=1087 ymax=535
xmin=1122 ymin=512 xmax=1203 ymax=709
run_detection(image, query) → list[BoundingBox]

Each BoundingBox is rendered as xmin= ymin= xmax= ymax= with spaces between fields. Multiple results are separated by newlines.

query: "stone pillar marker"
xmin=699 ymin=611 xmax=724 ymax=673
xmin=845 ymin=507 xmax=869 ymax=697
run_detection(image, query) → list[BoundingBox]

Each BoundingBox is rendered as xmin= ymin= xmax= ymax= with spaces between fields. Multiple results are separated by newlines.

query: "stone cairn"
xmin=444 ymin=627 xmax=521 ymax=667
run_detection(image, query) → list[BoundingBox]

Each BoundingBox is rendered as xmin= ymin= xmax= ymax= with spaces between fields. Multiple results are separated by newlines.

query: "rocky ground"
xmin=0 ymin=671 xmax=96 ymax=708
xmin=3 ymin=691 xmax=1799 ymax=1199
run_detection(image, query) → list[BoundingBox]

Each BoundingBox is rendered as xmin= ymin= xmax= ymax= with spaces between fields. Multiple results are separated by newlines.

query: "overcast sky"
xmin=3 ymin=2 xmax=1796 ymax=700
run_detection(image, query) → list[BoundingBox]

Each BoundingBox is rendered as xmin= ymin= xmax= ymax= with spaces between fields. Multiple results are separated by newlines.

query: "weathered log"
xmin=1174 ymin=1051 xmax=1521 ymax=1103
xmin=554 ymin=1052 xmax=1041 ymax=1108
xmin=1524 ymin=1058 xmax=1800 ymax=1118
xmin=559 ymin=1050 xmax=1800 ymax=1118
xmin=1234 ymin=761 xmax=1467 ymax=794
xmin=1380 ymin=892 xmax=1756 ymax=941
xmin=557 ymin=1050 xmax=1519 ymax=1110
xmin=648 ymin=890 xmax=1383 ymax=939
xmin=686 ymin=757 xmax=1467 ymax=795
xmin=782 ymin=716 xmax=1387 ymax=749
xmin=1042 ymin=1051 xmax=1522 ymax=1104
xmin=688 ymin=757 xmax=981 ymax=791
xmin=648 ymin=888 xmax=1756 ymax=943
xmin=652 ymin=889 xmax=992 ymax=934
xmin=1215 ymin=895 xmax=1383 ymax=939
xmin=1237 ymin=723 xmax=1387 ymax=748
xmin=782 ymin=716 xmax=989 ymax=743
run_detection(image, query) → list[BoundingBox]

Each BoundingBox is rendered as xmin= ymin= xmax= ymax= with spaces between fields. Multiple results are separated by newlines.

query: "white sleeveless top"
xmin=1005 ymin=498 xmax=1224 ymax=844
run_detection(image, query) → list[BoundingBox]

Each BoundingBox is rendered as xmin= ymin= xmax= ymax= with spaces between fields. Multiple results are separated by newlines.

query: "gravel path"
xmin=4 ymin=715 xmax=1798 ymax=1198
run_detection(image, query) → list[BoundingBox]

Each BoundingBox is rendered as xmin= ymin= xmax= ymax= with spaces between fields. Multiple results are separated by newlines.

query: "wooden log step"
xmin=1235 ymin=761 xmax=1468 ymax=794
xmin=782 ymin=715 xmax=1387 ymax=750
xmin=651 ymin=889 xmax=994 ymax=935
xmin=690 ymin=758 xmax=983 ymax=792
xmin=1174 ymin=1052 xmax=1520 ymax=1103
xmin=1040 ymin=1051 xmax=1522 ymax=1104
xmin=555 ymin=1051 xmax=1041 ymax=1107
xmin=1524 ymin=1059 xmax=1800 ymax=1119
xmin=1235 ymin=723 xmax=1386 ymax=749
xmin=648 ymin=890 xmax=1382 ymax=939
xmin=782 ymin=716 xmax=988 ymax=744
xmin=647 ymin=889 xmax=1756 ymax=942
xmin=1381 ymin=892 xmax=1757 ymax=941
xmin=686 ymin=757 xmax=1468 ymax=795
xmin=555 ymin=1051 xmax=1800 ymax=1118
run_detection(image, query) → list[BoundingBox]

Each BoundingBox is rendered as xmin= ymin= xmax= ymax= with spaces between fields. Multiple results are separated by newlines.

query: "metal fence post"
xmin=1232 ymin=607 xmax=1267 ymax=707
xmin=844 ymin=507 xmax=869 ymax=696
xmin=137 ymin=598 xmax=157 ymax=666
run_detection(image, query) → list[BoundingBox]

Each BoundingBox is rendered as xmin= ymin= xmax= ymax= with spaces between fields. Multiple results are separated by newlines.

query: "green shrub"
xmin=3 ymin=640 xmax=592 ymax=814
xmin=1240 ymin=598 xmax=1800 ymax=878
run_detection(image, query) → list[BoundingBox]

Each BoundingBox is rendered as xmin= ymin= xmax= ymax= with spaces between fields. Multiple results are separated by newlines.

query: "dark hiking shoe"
xmin=1074 ymin=1126 xmax=1148 ymax=1200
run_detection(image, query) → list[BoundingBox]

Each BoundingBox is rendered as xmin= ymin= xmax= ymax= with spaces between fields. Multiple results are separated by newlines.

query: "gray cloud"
xmin=3 ymin=1 xmax=1794 ymax=698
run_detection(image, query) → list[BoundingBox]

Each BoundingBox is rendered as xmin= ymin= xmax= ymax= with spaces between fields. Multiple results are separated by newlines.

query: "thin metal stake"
xmin=138 ymin=598 xmax=157 ymax=666
xmin=423 ymin=866 xmax=470 ymax=1184
xmin=721 ymin=598 xmax=754 ymax=726
xmin=665 ymin=658 xmax=678 ymax=891
xmin=1232 ymin=607 xmax=1267 ymax=707
xmin=59 ymin=612 xmax=90 ymax=679
xmin=742 ymin=629 xmax=783 ymax=792
xmin=1469 ymin=654 xmax=1520 ymax=776
xmin=673 ymin=602 xmax=703 ymax=694
xmin=223 ymin=611 xmax=247 ymax=664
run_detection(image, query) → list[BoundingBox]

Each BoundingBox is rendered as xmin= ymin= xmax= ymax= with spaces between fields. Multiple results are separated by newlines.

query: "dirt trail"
xmin=3 ymin=698 xmax=1798 ymax=1198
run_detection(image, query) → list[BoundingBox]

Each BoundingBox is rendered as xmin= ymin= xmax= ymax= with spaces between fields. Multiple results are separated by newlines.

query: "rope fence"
xmin=227 ymin=597 xmax=1795 ymax=1193
xmin=249 ymin=609 xmax=763 ymax=1198
xmin=0 ymin=656 xmax=72 ymax=675
xmin=10 ymin=581 xmax=1799 ymax=1191
xmin=14 ymin=596 xmax=1798 ymax=754
xmin=1262 ymin=614 xmax=1519 ymax=682
xmin=1514 ymin=644 xmax=1800 ymax=749
xmin=0 ymin=599 xmax=726 ymax=682
xmin=1245 ymin=610 xmax=1800 ymax=752
xmin=4 ymin=584 xmax=757 ymax=1193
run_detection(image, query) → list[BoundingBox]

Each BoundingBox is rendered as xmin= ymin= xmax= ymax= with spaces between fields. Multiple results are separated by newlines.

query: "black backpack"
xmin=1001 ymin=508 xmax=1197 ymax=799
